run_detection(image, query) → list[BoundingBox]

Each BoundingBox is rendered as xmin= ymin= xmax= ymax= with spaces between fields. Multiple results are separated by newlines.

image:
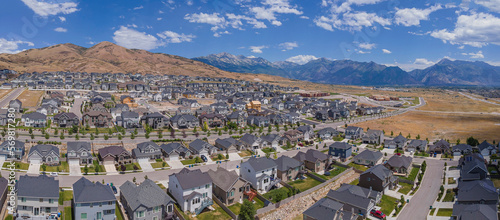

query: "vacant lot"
xmin=0 ymin=89 xmax=12 ymax=103
xmin=353 ymin=111 xmax=500 ymax=143
xmin=18 ymin=90 xmax=44 ymax=107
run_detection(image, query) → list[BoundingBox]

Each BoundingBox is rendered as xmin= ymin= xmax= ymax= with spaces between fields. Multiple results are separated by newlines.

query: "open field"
xmin=0 ymin=89 xmax=13 ymax=105
xmin=18 ymin=90 xmax=44 ymax=107
xmin=353 ymin=111 xmax=500 ymax=142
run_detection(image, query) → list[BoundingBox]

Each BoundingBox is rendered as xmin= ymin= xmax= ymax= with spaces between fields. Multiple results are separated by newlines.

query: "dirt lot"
xmin=17 ymin=90 xmax=44 ymax=107
xmin=353 ymin=111 xmax=500 ymax=143
xmin=0 ymin=89 xmax=12 ymax=102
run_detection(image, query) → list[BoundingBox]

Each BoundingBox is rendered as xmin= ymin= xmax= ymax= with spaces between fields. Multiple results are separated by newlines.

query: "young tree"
xmin=466 ymin=136 xmax=479 ymax=146
xmin=45 ymin=133 xmax=50 ymax=139
xmin=131 ymin=133 xmax=135 ymax=139
xmin=90 ymin=133 xmax=95 ymax=140
xmin=83 ymin=165 xmax=88 ymax=174
xmin=60 ymin=133 xmax=65 ymax=140
xmin=239 ymin=199 xmax=256 ymax=220
xmin=133 ymin=177 xmax=136 ymax=183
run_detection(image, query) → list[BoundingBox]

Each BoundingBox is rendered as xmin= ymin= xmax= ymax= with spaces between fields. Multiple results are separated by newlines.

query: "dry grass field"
xmin=353 ymin=111 xmax=500 ymax=143
xmin=0 ymin=89 xmax=13 ymax=103
xmin=18 ymin=90 xmax=44 ymax=107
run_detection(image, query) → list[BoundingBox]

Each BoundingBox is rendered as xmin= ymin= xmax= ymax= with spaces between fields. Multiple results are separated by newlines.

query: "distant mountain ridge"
xmin=193 ymin=53 xmax=500 ymax=86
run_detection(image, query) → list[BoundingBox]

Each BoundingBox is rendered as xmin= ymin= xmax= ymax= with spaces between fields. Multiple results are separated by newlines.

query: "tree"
xmin=226 ymin=154 xmax=229 ymax=159
xmin=391 ymin=131 xmax=394 ymax=136
xmin=407 ymin=133 xmax=411 ymax=139
xmin=45 ymin=133 xmax=50 ymax=139
xmin=313 ymin=124 xmax=316 ymax=129
xmin=90 ymin=133 xmax=95 ymax=140
xmin=95 ymin=128 xmax=99 ymax=135
xmin=416 ymin=134 xmax=420 ymax=140
xmin=466 ymin=136 xmax=479 ymax=146
xmin=158 ymin=130 xmax=163 ymax=138
xmin=195 ymin=156 xmax=203 ymax=164
xmin=144 ymin=175 xmax=148 ymax=180
xmin=145 ymin=133 xmax=150 ymax=139
xmin=30 ymin=134 xmax=34 ymax=139
xmin=131 ymin=133 xmax=135 ymax=139
xmin=456 ymin=139 xmax=461 ymax=145
xmin=60 ymin=133 xmax=65 ymax=140
xmin=133 ymin=177 xmax=136 ymax=183
xmin=94 ymin=164 xmax=100 ymax=173
xmin=218 ymin=130 xmax=222 ymax=136
xmin=193 ymin=126 xmax=197 ymax=133
xmin=83 ymin=165 xmax=88 ymax=174
xmin=217 ymin=154 xmax=224 ymax=160
xmin=118 ymin=134 xmax=122 ymax=140
xmin=104 ymin=135 xmax=109 ymax=140
xmin=29 ymin=127 xmax=33 ymax=134
xmin=268 ymin=125 xmax=272 ymax=133
xmin=238 ymin=199 xmax=256 ymax=220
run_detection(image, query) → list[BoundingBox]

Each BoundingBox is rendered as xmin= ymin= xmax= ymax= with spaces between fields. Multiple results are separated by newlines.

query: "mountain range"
xmin=193 ymin=53 xmax=500 ymax=86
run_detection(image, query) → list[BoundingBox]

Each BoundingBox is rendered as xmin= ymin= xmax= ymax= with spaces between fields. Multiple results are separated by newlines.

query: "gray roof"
xmin=189 ymin=139 xmax=214 ymax=152
xmin=121 ymin=111 xmax=140 ymax=119
xmin=303 ymin=198 xmax=350 ymax=220
xmin=452 ymin=204 xmax=498 ymax=220
xmin=17 ymin=175 xmax=59 ymax=198
xmin=0 ymin=177 xmax=8 ymax=196
xmin=245 ymin=157 xmax=277 ymax=172
xmin=386 ymin=155 xmax=412 ymax=169
xmin=240 ymin=133 xmax=259 ymax=145
xmin=274 ymin=155 xmax=303 ymax=172
xmin=170 ymin=168 xmax=212 ymax=190
xmin=317 ymin=127 xmax=338 ymax=135
xmin=137 ymin=141 xmax=160 ymax=151
xmin=22 ymin=112 xmax=47 ymax=120
xmin=120 ymin=179 xmax=174 ymax=211
xmin=353 ymin=150 xmax=382 ymax=162
xmin=362 ymin=164 xmax=392 ymax=180
xmin=261 ymin=134 xmax=280 ymax=143
xmin=294 ymin=149 xmax=329 ymax=163
xmin=29 ymin=144 xmax=59 ymax=157
xmin=160 ymin=142 xmax=190 ymax=154
xmin=407 ymin=139 xmax=427 ymax=148
xmin=326 ymin=184 xmax=378 ymax=210
xmin=67 ymin=142 xmax=91 ymax=152
xmin=393 ymin=134 xmax=407 ymax=143
xmin=215 ymin=138 xmax=236 ymax=149
xmin=98 ymin=145 xmax=130 ymax=157
xmin=207 ymin=167 xmax=247 ymax=192
xmin=329 ymin=142 xmax=352 ymax=150
xmin=477 ymin=141 xmax=495 ymax=151
xmin=457 ymin=179 xmax=498 ymax=203
xmin=453 ymin=144 xmax=473 ymax=152
xmin=73 ymin=177 xmax=115 ymax=203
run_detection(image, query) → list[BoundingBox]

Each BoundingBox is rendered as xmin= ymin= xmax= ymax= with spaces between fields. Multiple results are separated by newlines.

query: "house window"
xmin=104 ymin=210 xmax=113 ymax=215
xmin=39 ymin=198 xmax=43 ymax=202
xmin=108 ymin=201 xmax=114 ymax=205
xmin=49 ymin=199 xmax=54 ymax=204
xmin=136 ymin=211 xmax=145 ymax=218
xmin=81 ymin=213 xmax=87 ymax=220
xmin=206 ymin=184 xmax=210 ymax=189
xmin=167 ymin=204 xmax=173 ymax=213
xmin=97 ymin=212 xmax=102 ymax=220
xmin=154 ymin=206 xmax=160 ymax=213
xmin=21 ymin=197 xmax=26 ymax=202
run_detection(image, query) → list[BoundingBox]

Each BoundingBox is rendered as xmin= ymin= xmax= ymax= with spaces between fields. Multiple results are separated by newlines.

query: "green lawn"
xmin=181 ymin=159 xmax=197 ymax=165
xmin=263 ymin=187 xmax=291 ymax=203
xmin=400 ymin=167 xmax=419 ymax=182
xmin=348 ymin=162 xmax=368 ymax=171
xmin=448 ymin=177 xmax=456 ymax=185
xmin=4 ymin=215 xmax=13 ymax=220
xmin=228 ymin=199 xmax=265 ymax=215
xmin=349 ymin=179 xmax=359 ymax=185
xmin=151 ymin=162 xmax=169 ymax=169
xmin=429 ymin=208 xmax=436 ymax=215
xmin=321 ymin=149 xmax=328 ymax=153
xmin=59 ymin=190 xmax=73 ymax=205
xmin=443 ymin=189 xmax=455 ymax=202
xmin=81 ymin=164 xmax=106 ymax=173
xmin=2 ymin=161 xmax=30 ymax=170
xmin=125 ymin=163 xmax=141 ymax=171
xmin=414 ymin=151 xmax=430 ymax=157
xmin=196 ymin=203 xmax=232 ymax=220
xmin=379 ymin=195 xmax=398 ymax=216
xmin=262 ymin=147 xmax=276 ymax=154
xmin=116 ymin=204 xmax=124 ymax=220
xmin=436 ymin=208 xmax=453 ymax=217
xmin=64 ymin=207 xmax=72 ymax=220
xmin=41 ymin=161 xmax=69 ymax=172
xmin=288 ymin=177 xmax=322 ymax=192
xmin=398 ymin=182 xmax=413 ymax=195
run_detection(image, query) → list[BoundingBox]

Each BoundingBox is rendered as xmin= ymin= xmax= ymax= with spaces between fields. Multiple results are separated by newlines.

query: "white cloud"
xmin=112 ymin=26 xmax=164 ymax=50
xmin=475 ymin=0 xmax=500 ymax=13
xmin=461 ymin=50 xmax=484 ymax=58
xmin=279 ymin=42 xmax=298 ymax=51
xmin=387 ymin=58 xmax=436 ymax=71
xmin=185 ymin=12 xmax=226 ymax=26
xmin=54 ymin=27 xmax=67 ymax=32
xmin=414 ymin=58 xmax=435 ymax=65
xmin=315 ymin=12 xmax=390 ymax=31
xmin=186 ymin=0 xmax=193 ymax=6
xmin=286 ymin=55 xmax=319 ymax=65
xmin=20 ymin=0 xmax=78 ymax=17
xmin=395 ymin=5 xmax=443 ymax=26
xmin=226 ymin=14 xmax=267 ymax=29
xmin=133 ymin=5 xmax=144 ymax=10
xmin=314 ymin=16 xmax=335 ymax=31
xmin=327 ymin=0 xmax=387 ymax=14
xmin=250 ymin=0 xmax=303 ymax=26
xmin=159 ymin=10 xmax=164 ymax=14
xmin=300 ymin=16 xmax=309 ymax=19
xmin=59 ymin=16 xmax=66 ymax=22
xmin=157 ymin=18 xmax=162 ymax=21
xmin=358 ymin=42 xmax=376 ymax=50
xmin=157 ymin=31 xmax=196 ymax=43
xmin=249 ymin=45 xmax=268 ymax=53
xmin=430 ymin=12 xmax=500 ymax=47
xmin=0 ymin=38 xmax=34 ymax=53
xmin=382 ymin=49 xmax=392 ymax=54
xmin=357 ymin=50 xmax=370 ymax=54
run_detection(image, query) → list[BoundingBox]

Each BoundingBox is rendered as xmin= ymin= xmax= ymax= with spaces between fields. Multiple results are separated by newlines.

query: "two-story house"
xmin=344 ymin=126 xmax=364 ymax=140
xmin=293 ymin=149 xmax=330 ymax=174
xmin=53 ymin=112 xmax=80 ymax=128
xmin=160 ymin=143 xmax=191 ymax=161
xmin=362 ymin=129 xmax=384 ymax=145
xmin=168 ymin=168 xmax=213 ymax=215
xmin=358 ymin=164 xmax=398 ymax=193
xmin=238 ymin=133 xmax=262 ymax=150
xmin=120 ymin=179 xmax=176 ymax=220
xmin=8 ymin=99 xmax=22 ymax=113
xmin=274 ymin=155 xmax=304 ymax=182
xmin=132 ymin=142 xmax=163 ymax=161
xmin=73 ymin=177 xmax=116 ymax=220
xmin=170 ymin=114 xmax=199 ymax=129
xmin=0 ymin=140 xmax=25 ymax=160
xmin=352 ymin=150 xmax=383 ymax=167
xmin=384 ymin=155 xmax=413 ymax=175
xmin=207 ymin=167 xmax=251 ymax=206
xmin=117 ymin=111 xmax=141 ymax=129
xmin=82 ymin=111 xmax=113 ymax=128
xmin=21 ymin=112 xmax=47 ymax=127
xmin=28 ymin=144 xmax=60 ymax=166
xmin=240 ymin=157 xmax=279 ymax=193
xmin=325 ymin=184 xmax=381 ymax=216
xmin=17 ymin=175 xmax=59 ymax=218
xmin=141 ymin=112 xmax=169 ymax=129
xmin=98 ymin=146 xmax=133 ymax=165
xmin=328 ymin=142 xmax=353 ymax=162
xmin=67 ymin=142 xmax=92 ymax=165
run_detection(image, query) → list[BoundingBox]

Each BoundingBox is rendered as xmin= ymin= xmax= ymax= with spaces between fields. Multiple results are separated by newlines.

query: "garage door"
xmin=68 ymin=159 xmax=80 ymax=166
xmin=29 ymin=159 xmax=41 ymax=165
xmin=103 ymin=161 xmax=115 ymax=166
xmin=169 ymin=155 xmax=179 ymax=161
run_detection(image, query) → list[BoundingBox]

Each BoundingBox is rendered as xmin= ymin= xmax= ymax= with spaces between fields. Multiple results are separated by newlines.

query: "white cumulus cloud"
xmin=157 ymin=31 xmax=195 ymax=43
xmin=414 ymin=58 xmax=435 ymax=65
xmin=0 ymin=38 xmax=34 ymax=54
xmin=249 ymin=45 xmax=268 ymax=53
xmin=461 ymin=51 xmax=484 ymax=58
xmin=59 ymin=16 xmax=66 ymax=22
xmin=54 ymin=27 xmax=67 ymax=32
xmin=286 ymin=55 xmax=319 ymax=65
xmin=20 ymin=0 xmax=78 ymax=17
xmin=133 ymin=5 xmax=144 ymax=10
xmin=358 ymin=42 xmax=376 ymax=50
xmin=250 ymin=0 xmax=302 ymax=26
xmin=382 ymin=49 xmax=392 ymax=54
xmin=475 ymin=0 xmax=500 ymax=13
xmin=315 ymin=12 xmax=390 ymax=31
xmin=113 ymin=26 xmax=164 ymax=50
xmin=395 ymin=5 xmax=443 ymax=26
xmin=279 ymin=42 xmax=298 ymax=51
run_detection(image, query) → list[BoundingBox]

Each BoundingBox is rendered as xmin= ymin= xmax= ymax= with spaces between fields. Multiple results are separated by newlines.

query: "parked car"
xmin=50 ymin=172 xmax=58 ymax=177
xmin=111 ymin=185 xmax=118 ymax=194
xmin=201 ymin=155 xmax=208 ymax=162
xmin=370 ymin=210 xmax=386 ymax=219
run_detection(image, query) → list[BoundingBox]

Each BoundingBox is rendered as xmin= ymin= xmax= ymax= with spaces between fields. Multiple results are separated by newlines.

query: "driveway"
xmin=169 ymin=160 xmax=185 ymax=169
xmin=104 ymin=162 xmax=118 ymax=175
xmin=397 ymin=159 xmax=445 ymax=220
xmin=68 ymin=159 xmax=82 ymax=176
xmin=70 ymin=98 xmax=84 ymax=118
xmin=228 ymin=152 xmax=242 ymax=161
xmin=137 ymin=158 xmax=154 ymax=172
xmin=27 ymin=160 xmax=41 ymax=174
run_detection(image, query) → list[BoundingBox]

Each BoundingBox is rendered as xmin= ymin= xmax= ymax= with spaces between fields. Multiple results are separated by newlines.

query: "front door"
xmin=34 ymin=207 xmax=40 ymax=216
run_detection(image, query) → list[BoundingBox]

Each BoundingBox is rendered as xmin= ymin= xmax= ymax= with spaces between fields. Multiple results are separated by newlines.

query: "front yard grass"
xmin=348 ymin=162 xmax=368 ymax=171
xmin=398 ymin=182 xmax=413 ymax=195
xmin=379 ymin=195 xmax=398 ymax=216
xmin=238 ymin=150 xmax=253 ymax=157
xmin=181 ymin=158 xmax=197 ymax=165
xmin=447 ymin=177 xmax=456 ymax=185
xmin=151 ymin=162 xmax=169 ymax=169
xmin=3 ymin=161 xmax=30 ymax=170
xmin=349 ymin=178 xmax=359 ymax=185
xmin=262 ymin=147 xmax=276 ymax=154
xmin=400 ymin=167 xmax=419 ymax=182
xmin=42 ymin=161 xmax=69 ymax=172
xmin=115 ymin=204 xmax=124 ymax=220
xmin=436 ymin=208 xmax=453 ymax=217
xmin=82 ymin=164 xmax=106 ymax=173
xmin=443 ymin=189 xmax=455 ymax=202
xmin=288 ymin=177 xmax=322 ymax=192
xmin=429 ymin=208 xmax=436 ymax=215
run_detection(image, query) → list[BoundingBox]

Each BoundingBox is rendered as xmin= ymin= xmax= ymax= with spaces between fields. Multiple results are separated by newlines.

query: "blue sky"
xmin=1 ymin=0 xmax=500 ymax=70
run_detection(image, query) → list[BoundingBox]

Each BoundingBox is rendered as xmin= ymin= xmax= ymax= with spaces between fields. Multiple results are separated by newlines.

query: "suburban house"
xmin=428 ymin=139 xmax=451 ymax=154
xmin=214 ymin=138 xmax=239 ymax=153
xmin=238 ymin=133 xmax=262 ymax=150
xmin=82 ymin=111 xmax=113 ymax=128
xmin=121 ymin=95 xmax=138 ymax=108
xmin=168 ymin=168 xmax=213 ymax=215
xmin=293 ymin=149 xmax=330 ymax=174
xmin=261 ymin=134 xmax=281 ymax=150
xmin=456 ymin=179 xmax=498 ymax=205
xmin=297 ymin=125 xmax=314 ymax=141
xmin=477 ymin=141 xmax=497 ymax=156
xmin=120 ymin=179 xmax=176 ymax=220
xmin=325 ymin=184 xmax=381 ymax=216
xmin=303 ymin=197 xmax=359 ymax=220
xmin=274 ymin=155 xmax=304 ymax=182
xmin=358 ymin=164 xmax=398 ymax=193
xmin=189 ymin=139 xmax=217 ymax=157
xmin=452 ymin=204 xmax=498 ymax=220
xmin=344 ymin=126 xmax=364 ymax=140
xmin=73 ymin=177 xmax=116 ymax=220
xmin=283 ymin=130 xmax=304 ymax=144
xmin=53 ymin=112 xmax=80 ymax=127
xmin=199 ymin=113 xmax=226 ymax=128
xmin=28 ymin=144 xmax=60 ymax=165
xmin=362 ymin=129 xmax=384 ymax=145
xmin=117 ymin=111 xmax=141 ymax=129
xmin=66 ymin=142 xmax=92 ymax=165
xmin=8 ymin=99 xmax=22 ymax=113
xmin=16 ymin=175 xmax=59 ymax=218
xmin=316 ymin=127 xmax=339 ymax=140
xmin=384 ymin=155 xmax=413 ymax=175
xmin=160 ymin=143 xmax=191 ymax=160
xmin=453 ymin=144 xmax=473 ymax=156
xmin=384 ymin=135 xmax=407 ymax=149
xmin=0 ymin=140 xmax=25 ymax=160
xmin=207 ymin=167 xmax=251 ymax=206
xmin=98 ymin=146 xmax=133 ymax=165
xmin=141 ymin=112 xmax=168 ymax=129
xmin=328 ymin=142 xmax=353 ymax=161
xmin=240 ymin=157 xmax=279 ymax=193
xmin=406 ymin=139 xmax=428 ymax=152
xmin=352 ymin=150 xmax=383 ymax=166
xmin=21 ymin=112 xmax=47 ymax=127
xmin=459 ymin=154 xmax=488 ymax=181
xmin=132 ymin=141 xmax=163 ymax=160
xmin=170 ymin=114 xmax=200 ymax=129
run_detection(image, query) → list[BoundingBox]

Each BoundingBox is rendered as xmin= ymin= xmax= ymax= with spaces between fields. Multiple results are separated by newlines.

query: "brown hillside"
xmin=0 ymin=41 xmax=290 ymax=82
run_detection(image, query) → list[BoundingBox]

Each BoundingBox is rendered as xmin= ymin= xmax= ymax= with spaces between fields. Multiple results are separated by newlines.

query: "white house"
xmin=240 ymin=157 xmax=279 ymax=193
xmin=168 ymin=168 xmax=213 ymax=215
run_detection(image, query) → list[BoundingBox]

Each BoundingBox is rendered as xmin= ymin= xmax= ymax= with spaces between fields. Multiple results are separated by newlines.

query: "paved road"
xmin=459 ymin=91 xmax=500 ymax=106
xmin=397 ymin=159 xmax=456 ymax=220
xmin=0 ymin=88 xmax=25 ymax=108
